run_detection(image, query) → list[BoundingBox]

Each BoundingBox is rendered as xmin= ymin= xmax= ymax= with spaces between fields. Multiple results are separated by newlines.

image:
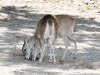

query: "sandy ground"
xmin=0 ymin=0 xmax=100 ymax=75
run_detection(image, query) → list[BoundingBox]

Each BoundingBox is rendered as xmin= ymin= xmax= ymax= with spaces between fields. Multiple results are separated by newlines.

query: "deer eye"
xmin=24 ymin=49 xmax=26 ymax=51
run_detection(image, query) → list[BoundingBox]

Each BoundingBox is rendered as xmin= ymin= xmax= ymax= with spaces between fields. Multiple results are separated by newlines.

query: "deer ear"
xmin=24 ymin=36 xmax=29 ymax=43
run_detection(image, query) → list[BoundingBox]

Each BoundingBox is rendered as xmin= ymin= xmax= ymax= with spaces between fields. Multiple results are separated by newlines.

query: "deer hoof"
xmin=74 ymin=55 xmax=77 ymax=59
xmin=38 ymin=61 xmax=42 ymax=64
xmin=59 ymin=60 xmax=64 ymax=64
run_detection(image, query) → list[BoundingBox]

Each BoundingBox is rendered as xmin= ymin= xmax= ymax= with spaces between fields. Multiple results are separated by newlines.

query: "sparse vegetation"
xmin=78 ymin=5 xmax=91 ymax=12
xmin=86 ymin=5 xmax=91 ymax=10
xmin=78 ymin=6 xmax=86 ymax=12
xmin=70 ymin=0 xmax=74 ymax=3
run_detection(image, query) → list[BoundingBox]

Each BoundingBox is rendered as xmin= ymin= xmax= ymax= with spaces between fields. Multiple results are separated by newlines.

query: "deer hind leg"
xmin=51 ymin=40 xmax=56 ymax=63
xmin=49 ymin=47 xmax=52 ymax=63
xmin=48 ymin=39 xmax=56 ymax=63
xmin=73 ymin=38 xmax=77 ymax=59
xmin=67 ymin=34 xmax=77 ymax=59
xmin=38 ymin=39 xmax=42 ymax=55
xmin=52 ymin=45 xmax=56 ymax=63
xmin=60 ymin=35 xmax=70 ymax=62
xmin=48 ymin=46 xmax=56 ymax=63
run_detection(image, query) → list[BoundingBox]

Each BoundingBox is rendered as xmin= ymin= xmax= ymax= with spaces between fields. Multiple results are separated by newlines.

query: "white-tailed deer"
xmin=22 ymin=14 xmax=77 ymax=63
xmin=22 ymin=33 xmax=40 ymax=61
xmin=22 ymin=14 xmax=58 ymax=63
xmin=36 ymin=14 xmax=58 ymax=63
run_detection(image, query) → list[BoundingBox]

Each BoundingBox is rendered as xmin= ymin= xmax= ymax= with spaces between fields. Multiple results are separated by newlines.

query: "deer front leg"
xmin=38 ymin=43 xmax=46 ymax=64
xmin=32 ymin=48 xmax=38 ymax=61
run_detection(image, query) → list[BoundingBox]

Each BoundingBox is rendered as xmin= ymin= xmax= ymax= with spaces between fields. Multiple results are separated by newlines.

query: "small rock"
xmin=21 ymin=5 xmax=28 ymax=8
xmin=90 ymin=25 xmax=95 ymax=28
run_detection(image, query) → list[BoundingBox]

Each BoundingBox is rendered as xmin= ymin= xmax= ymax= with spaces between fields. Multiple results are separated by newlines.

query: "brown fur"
xmin=36 ymin=14 xmax=59 ymax=46
xmin=36 ymin=14 xmax=77 ymax=62
xmin=55 ymin=15 xmax=76 ymax=33
xmin=55 ymin=15 xmax=77 ymax=61
xmin=35 ymin=14 xmax=59 ymax=63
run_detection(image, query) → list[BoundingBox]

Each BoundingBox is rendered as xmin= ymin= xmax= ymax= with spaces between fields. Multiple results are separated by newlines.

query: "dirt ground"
xmin=0 ymin=0 xmax=100 ymax=75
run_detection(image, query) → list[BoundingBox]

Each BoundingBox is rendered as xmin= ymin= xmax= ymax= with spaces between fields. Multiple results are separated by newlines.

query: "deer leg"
xmin=38 ymin=40 xmax=46 ymax=64
xmin=72 ymin=38 xmax=77 ymax=59
xmin=49 ymin=47 xmax=53 ymax=63
xmin=52 ymin=45 xmax=56 ymax=63
xmin=33 ymin=48 xmax=38 ymax=61
xmin=48 ymin=39 xmax=56 ymax=63
xmin=60 ymin=35 xmax=70 ymax=62
xmin=49 ymin=45 xmax=56 ymax=63
xmin=38 ymin=46 xmax=46 ymax=63
xmin=67 ymin=34 xmax=77 ymax=59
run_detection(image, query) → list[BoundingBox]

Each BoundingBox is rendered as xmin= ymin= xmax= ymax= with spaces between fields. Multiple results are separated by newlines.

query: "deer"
xmin=22 ymin=14 xmax=58 ymax=63
xmin=22 ymin=33 xmax=40 ymax=61
xmin=22 ymin=14 xmax=77 ymax=63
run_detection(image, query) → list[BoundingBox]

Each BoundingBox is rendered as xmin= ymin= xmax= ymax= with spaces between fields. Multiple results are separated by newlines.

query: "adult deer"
xmin=22 ymin=14 xmax=58 ymax=63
